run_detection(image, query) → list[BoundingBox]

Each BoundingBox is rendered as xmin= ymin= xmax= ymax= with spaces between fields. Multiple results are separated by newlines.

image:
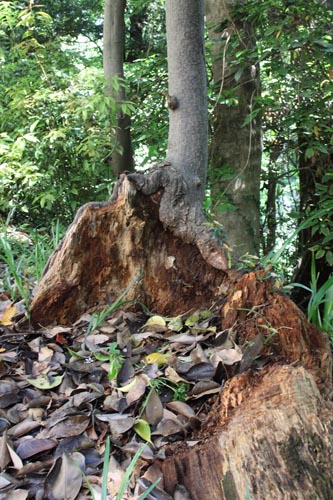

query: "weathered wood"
xmin=219 ymin=270 xmax=332 ymax=393
xmin=160 ymin=270 xmax=332 ymax=499
xmin=30 ymin=177 xmax=229 ymax=327
xmin=162 ymin=365 xmax=333 ymax=500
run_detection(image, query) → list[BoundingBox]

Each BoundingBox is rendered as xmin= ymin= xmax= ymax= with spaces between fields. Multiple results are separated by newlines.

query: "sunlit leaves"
xmin=0 ymin=4 xmax=120 ymax=225
xmin=27 ymin=374 xmax=64 ymax=390
xmin=134 ymin=419 xmax=152 ymax=444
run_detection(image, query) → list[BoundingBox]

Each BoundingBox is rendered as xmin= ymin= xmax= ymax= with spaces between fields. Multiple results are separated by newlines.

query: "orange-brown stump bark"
xmin=162 ymin=365 xmax=333 ymax=500
xmin=30 ymin=177 xmax=228 ymax=327
xmin=161 ymin=271 xmax=332 ymax=499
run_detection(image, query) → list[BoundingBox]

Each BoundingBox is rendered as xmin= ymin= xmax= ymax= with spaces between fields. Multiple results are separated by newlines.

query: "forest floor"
xmin=0 ymin=291 xmax=248 ymax=500
xmin=1 ymin=219 xmax=332 ymax=500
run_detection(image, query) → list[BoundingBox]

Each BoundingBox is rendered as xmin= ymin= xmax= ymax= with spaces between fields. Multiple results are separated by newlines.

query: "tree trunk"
xmin=103 ymin=0 xmax=134 ymax=175
xmin=29 ymin=180 xmax=333 ymax=499
xmin=206 ymin=0 xmax=262 ymax=256
xmin=126 ymin=0 xmax=228 ymax=269
xmin=291 ymin=138 xmax=333 ymax=307
xmin=161 ymin=270 xmax=332 ymax=499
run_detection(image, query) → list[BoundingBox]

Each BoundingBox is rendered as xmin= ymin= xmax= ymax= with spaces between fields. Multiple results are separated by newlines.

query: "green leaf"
xmin=145 ymin=315 xmax=166 ymax=327
xmin=185 ymin=314 xmax=200 ymax=327
xmin=200 ymin=310 xmax=213 ymax=320
xmin=322 ymin=233 xmax=333 ymax=245
xmin=234 ymin=67 xmax=244 ymax=82
xmin=27 ymin=374 xmax=64 ymax=390
xmin=167 ymin=316 xmax=183 ymax=332
xmin=326 ymin=251 xmax=333 ymax=266
xmin=134 ymin=419 xmax=152 ymax=443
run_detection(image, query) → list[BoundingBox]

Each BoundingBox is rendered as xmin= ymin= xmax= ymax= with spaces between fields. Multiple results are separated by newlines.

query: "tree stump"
xmin=162 ymin=365 xmax=333 ymax=500
xmin=30 ymin=176 xmax=229 ymax=327
xmin=30 ymin=176 xmax=333 ymax=499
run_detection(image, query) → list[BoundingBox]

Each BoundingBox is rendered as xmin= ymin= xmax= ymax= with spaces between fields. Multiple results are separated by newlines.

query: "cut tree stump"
xmin=30 ymin=175 xmax=333 ymax=499
xmin=30 ymin=176 xmax=229 ymax=327
xmin=162 ymin=365 xmax=333 ymax=500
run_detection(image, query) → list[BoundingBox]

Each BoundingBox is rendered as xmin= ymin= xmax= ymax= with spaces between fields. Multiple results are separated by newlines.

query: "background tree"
xmin=0 ymin=0 xmax=120 ymax=224
xmin=206 ymin=0 xmax=262 ymax=256
xmin=103 ymin=0 xmax=134 ymax=175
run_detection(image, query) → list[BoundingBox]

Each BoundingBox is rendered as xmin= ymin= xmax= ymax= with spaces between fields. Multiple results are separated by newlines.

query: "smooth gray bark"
xmin=166 ymin=0 xmax=208 ymax=206
xmin=206 ymin=0 xmax=261 ymax=256
xmin=128 ymin=0 xmax=227 ymax=270
xmin=103 ymin=0 xmax=133 ymax=175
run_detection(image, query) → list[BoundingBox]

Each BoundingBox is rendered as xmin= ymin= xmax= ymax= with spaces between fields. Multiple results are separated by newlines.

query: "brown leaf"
xmin=7 ymin=419 xmax=42 ymax=438
xmin=188 ymin=380 xmax=221 ymax=398
xmin=96 ymin=414 xmax=135 ymax=435
xmin=0 ymin=432 xmax=11 ymax=471
xmin=210 ymin=348 xmax=242 ymax=367
xmin=6 ymin=489 xmax=29 ymax=500
xmin=184 ymin=362 xmax=215 ymax=381
xmin=46 ymin=415 xmax=90 ymax=439
xmin=107 ymin=455 xmax=125 ymax=497
xmin=46 ymin=452 xmax=84 ymax=500
xmin=164 ymin=366 xmax=188 ymax=384
xmin=16 ymin=438 xmax=57 ymax=460
xmin=152 ymin=418 xmax=184 ymax=437
xmin=7 ymin=443 xmax=23 ymax=469
xmin=239 ymin=332 xmax=264 ymax=373
xmin=0 ymin=471 xmax=15 ymax=489
xmin=166 ymin=401 xmax=195 ymax=419
xmin=54 ymin=435 xmax=95 ymax=458
xmin=190 ymin=344 xmax=209 ymax=364
xmin=0 ymin=380 xmax=19 ymax=409
xmin=15 ymin=457 xmax=55 ymax=477
xmin=121 ymin=441 xmax=154 ymax=460
xmin=167 ymin=333 xmax=205 ymax=344
xmin=5 ymin=490 xmax=29 ymax=500
xmin=126 ymin=374 xmax=149 ymax=405
xmin=145 ymin=389 xmax=163 ymax=426
xmin=117 ymin=359 xmax=135 ymax=386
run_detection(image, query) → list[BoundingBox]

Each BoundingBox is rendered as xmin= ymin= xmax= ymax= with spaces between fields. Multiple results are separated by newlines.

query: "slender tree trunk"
xmin=206 ymin=0 xmax=262 ymax=256
xmin=166 ymin=0 xmax=208 ymax=204
xmin=103 ymin=0 xmax=134 ymax=175
xmin=292 ymin=137 xmax=333 ymax=306
xmin=127 ymin=0 xmax=228 ymax=270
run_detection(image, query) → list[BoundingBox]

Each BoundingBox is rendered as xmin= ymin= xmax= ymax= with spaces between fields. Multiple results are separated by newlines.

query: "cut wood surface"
xmin=162 ymin=365 xmax=333 ymax=500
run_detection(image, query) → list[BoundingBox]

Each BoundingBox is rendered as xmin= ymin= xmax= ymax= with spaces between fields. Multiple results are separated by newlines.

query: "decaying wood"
xmin=30 ymin=176 xmax=229 ymax=327
xmin=162 ymin=365 xmax=333 ymax=500
xmin=160 ymin=272 xmax=332 ymax=500
xmin=30 ymin=173 xmax=333 ymax=500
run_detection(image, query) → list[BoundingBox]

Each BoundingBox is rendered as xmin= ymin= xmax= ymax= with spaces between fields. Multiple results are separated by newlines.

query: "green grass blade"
xmin=101 ymin=436 xmax=111 ymax=500
xmin=137 ymin=478 xmax=161 ymax=500
xmin=116 ymin=445 xmax=146 ymax=500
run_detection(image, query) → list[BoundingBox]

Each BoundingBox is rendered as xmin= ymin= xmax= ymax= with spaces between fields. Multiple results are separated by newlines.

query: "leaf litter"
xmin=0 ymin=296 xmax=268 ymax=500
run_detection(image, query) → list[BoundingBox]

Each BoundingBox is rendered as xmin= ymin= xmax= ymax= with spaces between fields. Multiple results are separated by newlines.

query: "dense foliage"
xmin=1 ymin=0 xmax=332 ymax=285
xmin=236 ymin=0 xmax=333 ymax=268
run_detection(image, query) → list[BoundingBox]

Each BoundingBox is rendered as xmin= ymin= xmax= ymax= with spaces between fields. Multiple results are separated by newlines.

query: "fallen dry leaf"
xmin=0 ymin=305 xmax=17 ymax=326
xmin=45 ymin=452 xmax=84 ymax=500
